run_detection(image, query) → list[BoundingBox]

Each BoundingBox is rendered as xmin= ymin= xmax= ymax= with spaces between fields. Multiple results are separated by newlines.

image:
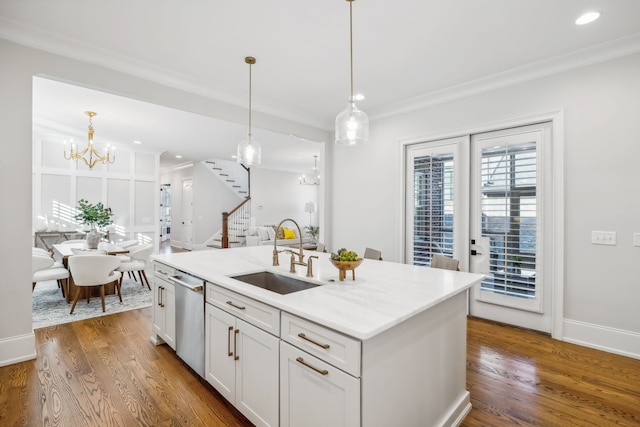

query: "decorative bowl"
xmin=329 ymin=258 xmax=363 ymax=281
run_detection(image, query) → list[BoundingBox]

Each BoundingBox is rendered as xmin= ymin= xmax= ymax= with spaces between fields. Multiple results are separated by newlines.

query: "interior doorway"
xmin=160 ymin=184 xmax=171 ymax=242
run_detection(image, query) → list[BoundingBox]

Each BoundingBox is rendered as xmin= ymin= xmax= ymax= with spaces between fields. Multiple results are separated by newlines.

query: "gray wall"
xmin=329 ymin=52 xmax=640 ymax=357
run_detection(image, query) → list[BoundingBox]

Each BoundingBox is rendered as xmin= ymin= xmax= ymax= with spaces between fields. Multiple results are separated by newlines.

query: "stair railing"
xmin=221 ymin=196 xmax=251 ymax=248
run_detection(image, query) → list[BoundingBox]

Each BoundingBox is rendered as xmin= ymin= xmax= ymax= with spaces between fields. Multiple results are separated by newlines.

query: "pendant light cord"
xmin=248 ymin=61 xmax=252 ymax=136
xmin=349 ymin=0 xmax=354 ymax=103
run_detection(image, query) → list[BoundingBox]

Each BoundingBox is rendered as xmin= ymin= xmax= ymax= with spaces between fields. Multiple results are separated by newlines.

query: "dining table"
xmin=52 ymin=242 xmax=128 ymax=303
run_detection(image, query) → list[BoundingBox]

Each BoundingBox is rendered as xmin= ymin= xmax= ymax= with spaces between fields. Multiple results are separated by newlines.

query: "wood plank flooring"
xmin=1 ymin=311 xmax=638 ymax=426
xmin=0 ymin=308 xmax=252 ymax=427
xmin=462 ymin=317 xmax=640 ymax=427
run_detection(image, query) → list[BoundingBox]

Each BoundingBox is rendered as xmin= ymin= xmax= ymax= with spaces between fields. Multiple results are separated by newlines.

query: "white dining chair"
xmin=68 ymin=255 xmax=122 ymax=314
xmin=116 ymin=243 xmax=153 ymax=290
xmin=32 ymin=252 xmax=69 ymax=297
xmin=430 ymin=254 xmax=460 ymax=271
xmin=363 ymin=247 xmax=383 ymax=261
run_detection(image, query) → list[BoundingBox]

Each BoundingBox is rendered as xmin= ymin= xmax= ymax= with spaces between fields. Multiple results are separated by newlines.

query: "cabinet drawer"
xmin=153 ymin=262 xmax=176 ymax=278
xmin=281 ymin=313 xmax=361 ymax=377
xmin=206 ymin=282 xmax=280 ymax=336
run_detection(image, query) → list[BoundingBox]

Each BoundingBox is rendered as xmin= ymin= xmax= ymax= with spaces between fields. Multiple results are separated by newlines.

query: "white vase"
xmin=35 ymin=214 xmax=48 ymax=232
xmin=86 ymin=229 xmax=101 ymax=249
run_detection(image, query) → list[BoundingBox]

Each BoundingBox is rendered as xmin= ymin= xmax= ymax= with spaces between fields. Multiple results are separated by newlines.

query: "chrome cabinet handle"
xmin=296 ymin=357 xmax=328 ymax=376
xmin=234 ymin=329 xmax=240 ymax=361
xmin=226 ymin=300 xmax=246 ymax=310
xmin=298 ymin=333 xmax=330 ymax=349
xmin=227 ymin=326 xmax=233 ymax=357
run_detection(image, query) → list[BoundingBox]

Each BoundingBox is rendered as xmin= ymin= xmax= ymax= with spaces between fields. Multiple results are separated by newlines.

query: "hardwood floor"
xmin=0 ymin=308 xmax=252 ymax=427
xmin=1 ymin=311 xmax=638 ymax=426
xmin=462 ymin=318 xmax=640 ymax=427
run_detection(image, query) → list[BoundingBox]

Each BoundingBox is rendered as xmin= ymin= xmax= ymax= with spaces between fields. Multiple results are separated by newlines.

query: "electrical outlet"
xmin=591 ymin=231 xmax=616 ymax=246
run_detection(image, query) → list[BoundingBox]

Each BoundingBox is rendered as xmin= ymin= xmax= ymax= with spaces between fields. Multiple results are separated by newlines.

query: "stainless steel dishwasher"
xmin=168 ymin=271 xmax=205 ymax=378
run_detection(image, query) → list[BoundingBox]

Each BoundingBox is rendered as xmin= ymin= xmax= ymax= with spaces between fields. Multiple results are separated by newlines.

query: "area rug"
xmin=32 ymin=278 xmax=153 ymax=329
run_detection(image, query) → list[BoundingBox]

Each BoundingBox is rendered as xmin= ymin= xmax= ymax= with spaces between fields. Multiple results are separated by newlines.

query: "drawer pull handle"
xmin=296 ymin=357 xmax=328 ymax=376
xmin=226 ymin=301 xmax=246 ymax=310
xmin=298 ymin=333 xmax=330 ymax=349
xmin=234 ymin=329 xmax=240 ymax=361
xmin=227 ymin=326 xmax=233 ymax=357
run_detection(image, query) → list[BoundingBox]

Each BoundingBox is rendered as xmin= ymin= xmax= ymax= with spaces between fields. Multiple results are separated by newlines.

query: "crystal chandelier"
xmin=64 ymin=111 xmax=115 ymax=169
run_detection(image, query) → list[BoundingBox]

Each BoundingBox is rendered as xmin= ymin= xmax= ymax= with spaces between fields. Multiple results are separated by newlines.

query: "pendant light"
xmin=335 ymin=0 xmax=369 ymax=145
xmin=237 ymin=56 xmax=262 ymax=166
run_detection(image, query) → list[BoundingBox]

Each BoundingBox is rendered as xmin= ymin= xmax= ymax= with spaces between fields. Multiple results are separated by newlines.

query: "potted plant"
xmin=74 ymin=199 xmax=113 ymax=249
xmin=305 ymin=225 xmax=319 ymax=244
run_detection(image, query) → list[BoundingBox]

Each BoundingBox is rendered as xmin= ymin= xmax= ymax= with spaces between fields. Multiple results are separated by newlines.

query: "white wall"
xmin=192 ymin=162 xmax=243 ymax=247
xmin=32 ymin=136 xmax=160 ymax=246
xmin=329 ymin=53 xmax=640 ymax=358
xmin=0 ymin=38 xmax=327 ymax=366
xmin=251 ymin=168 xmax=319 ymax=233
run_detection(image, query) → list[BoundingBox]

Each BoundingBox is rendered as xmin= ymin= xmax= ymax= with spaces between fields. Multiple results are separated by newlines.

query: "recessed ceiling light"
xmin=231 ymin=155 xmax=237 ymax=159
xmin=133 ymin=140 xmax=142 ymax=145
xmin=175 ymin=155 xmax=182 ymax=159
xmin=575 ymin=11 xmax=601 ymax=25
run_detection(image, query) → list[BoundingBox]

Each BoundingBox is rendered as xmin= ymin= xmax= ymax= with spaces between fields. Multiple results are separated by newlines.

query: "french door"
xmin=406 ymin=122 xmax=553 ymax=333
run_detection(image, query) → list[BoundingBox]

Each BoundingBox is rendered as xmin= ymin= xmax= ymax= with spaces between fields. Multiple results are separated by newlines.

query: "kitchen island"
xmin=151 ymin=246 xmax=484 ymax=427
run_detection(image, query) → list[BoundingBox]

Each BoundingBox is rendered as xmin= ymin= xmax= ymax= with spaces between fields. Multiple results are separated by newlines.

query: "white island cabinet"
xmin=151 ymin=262 xmax=176 ymax=349
xmin=151 ymin=246 xmax=484 ymax=427
xmin=205 ymin=282 xmax=280 ymax=427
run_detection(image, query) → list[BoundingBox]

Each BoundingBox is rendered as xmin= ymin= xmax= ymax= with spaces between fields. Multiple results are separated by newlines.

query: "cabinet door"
xmin=280 ymin=341 xmax=360 ymax=427
xmin=152 ymin=278 xmax=165 ymax=339
xmin=235 ymin=318 xmax=279 ymax=427
xmin=163 ymin=281 xmax=176 ymax=350
xmin=205 ymin=304 xmax=236 ymax=403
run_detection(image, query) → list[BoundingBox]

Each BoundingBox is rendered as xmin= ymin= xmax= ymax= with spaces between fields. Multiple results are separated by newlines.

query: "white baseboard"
xmin=0 ymin=332 xmax=36 ymax=367
xmin=446 ymin=391 xmax=472 ymax=427
xmin=563 ymin=319 xmax=640 ymax=360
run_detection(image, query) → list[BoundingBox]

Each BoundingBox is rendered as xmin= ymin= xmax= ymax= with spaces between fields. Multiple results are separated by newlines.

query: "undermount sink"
xmin=231 ymin=271 xmax=320 ymax=295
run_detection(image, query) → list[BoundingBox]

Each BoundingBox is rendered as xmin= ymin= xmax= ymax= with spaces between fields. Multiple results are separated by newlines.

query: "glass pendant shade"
xmin=335 ymin=100 xmax=369 ymax=145
xmin=237 ymin=133 xmax=261 ymax=166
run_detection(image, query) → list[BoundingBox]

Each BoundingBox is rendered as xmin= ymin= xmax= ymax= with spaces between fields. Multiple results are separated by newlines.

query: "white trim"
xmin=563 ymin=319 xmax=640 ymax=360
xmin=0 ymin=332 xmax=36 ymax=367
xmin=0 ymin=17 xmax=327 ymax=131
xmin=373 ymin=34 xmax=640 ymax=121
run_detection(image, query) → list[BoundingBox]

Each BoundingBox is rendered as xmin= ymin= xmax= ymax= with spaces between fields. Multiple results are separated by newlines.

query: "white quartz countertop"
xmin=151 ymin=246 xmax=484 ymax=341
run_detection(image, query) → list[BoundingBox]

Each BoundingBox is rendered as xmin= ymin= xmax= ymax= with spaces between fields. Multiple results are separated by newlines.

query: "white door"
xmin=405 ymin=137 xmax=468 ymax=269
xmin=181 ymin=178 xmax=193 ymax=250
xmin=469 ymin=123 xmax=552 ymax=333
xmin=406 ymin=122 xmax=554 ymax=333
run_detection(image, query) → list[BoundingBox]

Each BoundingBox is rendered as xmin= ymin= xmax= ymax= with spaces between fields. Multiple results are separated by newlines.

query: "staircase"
xmin=203 ymin=159 xmax=249 ymax=198
xmin=203 ymin=158 xmax=252 ymax=249
xmin=206 ymin=197 xmax=251 ymax=249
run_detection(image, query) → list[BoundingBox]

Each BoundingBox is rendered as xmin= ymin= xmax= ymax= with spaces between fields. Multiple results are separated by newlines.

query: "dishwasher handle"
xmin=167 ymin=275 xmax=204 ymax=292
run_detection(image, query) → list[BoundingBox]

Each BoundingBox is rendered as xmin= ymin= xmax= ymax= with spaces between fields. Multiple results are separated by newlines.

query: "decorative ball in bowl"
xmin=330 ymin=249 xmax=363 ymax=281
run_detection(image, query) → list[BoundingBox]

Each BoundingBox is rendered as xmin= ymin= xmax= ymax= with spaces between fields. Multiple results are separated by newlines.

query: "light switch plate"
xmin=634 ymin=233 xmax=640 ymax=247
xmin=592 ymin=231 xmax=617 ymax=245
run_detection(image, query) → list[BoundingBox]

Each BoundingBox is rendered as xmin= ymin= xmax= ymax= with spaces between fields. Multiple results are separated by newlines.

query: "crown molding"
xmin=371 ymin=32 xmax=640 ymax=121
xmin=0 ymin=16 xmax=328 ymax=131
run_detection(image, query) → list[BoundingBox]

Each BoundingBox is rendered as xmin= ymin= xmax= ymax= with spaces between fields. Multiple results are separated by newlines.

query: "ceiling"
xmin=3 ymin=1 xmax=640 ymax=170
